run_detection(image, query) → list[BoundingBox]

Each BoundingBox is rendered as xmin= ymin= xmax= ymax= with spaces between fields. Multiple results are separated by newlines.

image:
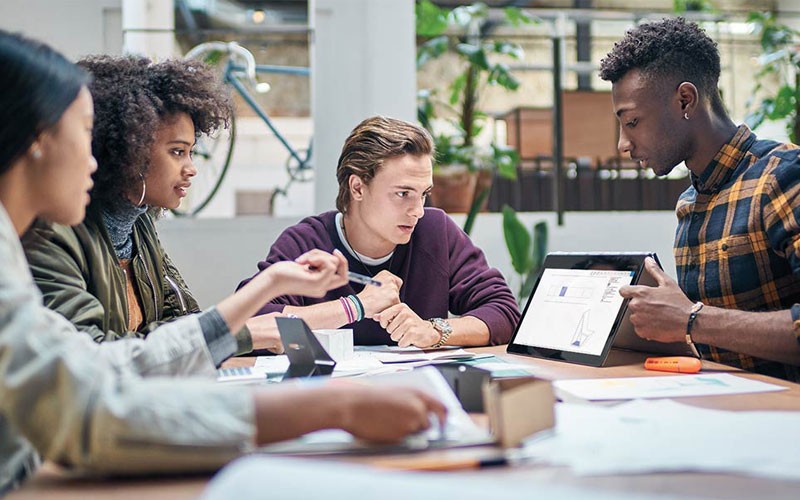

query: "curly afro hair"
xmin=599 ymin=18 xmax=725 ymax=114
xmin=77 ymin=55 xmax=232 ymax=211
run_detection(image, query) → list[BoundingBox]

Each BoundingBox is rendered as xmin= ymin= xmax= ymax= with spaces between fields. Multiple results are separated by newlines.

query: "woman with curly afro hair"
xmin=22 ymin=55 xmax=282 ymax=354
xmin=1 ymin=34 xmax=445 ymax=491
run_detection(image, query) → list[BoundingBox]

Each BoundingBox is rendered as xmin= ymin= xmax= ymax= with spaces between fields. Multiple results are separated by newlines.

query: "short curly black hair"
xmin=599 ymin=18 xmax=725 ymax=114
xmin=78 ymin=55 xmax=232 ymax=210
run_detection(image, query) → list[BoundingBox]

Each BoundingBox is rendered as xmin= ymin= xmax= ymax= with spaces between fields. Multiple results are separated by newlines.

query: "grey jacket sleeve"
xmin=0 ymin=209 xmax=255 ymax=480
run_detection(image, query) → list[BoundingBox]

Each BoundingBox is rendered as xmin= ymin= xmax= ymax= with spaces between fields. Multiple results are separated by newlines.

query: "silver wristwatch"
xmin=429 ymin=317 xmax=453 ymax=348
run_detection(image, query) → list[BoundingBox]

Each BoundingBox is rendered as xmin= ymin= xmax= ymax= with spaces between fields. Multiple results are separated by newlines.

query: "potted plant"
xmin=416 ymin=0 xmax=533 ymax=213
xmin=744 ymin=11 xmax=800 ymax=142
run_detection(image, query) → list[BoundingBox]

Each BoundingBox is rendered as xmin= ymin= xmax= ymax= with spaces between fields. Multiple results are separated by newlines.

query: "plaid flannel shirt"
xmin=675 ymin=124 xmax=800 ymax=382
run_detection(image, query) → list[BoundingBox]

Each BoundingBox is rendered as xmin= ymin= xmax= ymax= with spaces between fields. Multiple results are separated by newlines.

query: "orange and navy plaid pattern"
xmin=675 ymin=124 xmax=800 ymax=381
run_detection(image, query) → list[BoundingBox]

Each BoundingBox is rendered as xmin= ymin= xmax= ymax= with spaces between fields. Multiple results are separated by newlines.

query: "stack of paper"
xmin=521 ymin=399 xmax=800 ymax=481
xmin=553 ymin=373 xmax=786 ymax=401
xmin=252 ymin=346 xmax=483 ymax=379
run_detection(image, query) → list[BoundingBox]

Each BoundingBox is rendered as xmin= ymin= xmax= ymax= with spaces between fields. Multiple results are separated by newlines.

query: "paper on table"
xmin=470 ymin=362 xmax=538 ymax=374
xmin=520 ymin=399 xmax=800 ymax=481
xmin=356 ymin=345 xmax=464 ymax=353
xmin=202 ymin=455 xmax=664 ymax=500
xmin=257 ymin=366 xmax=493 ymax=455
xmin=554 ymin=373 xmax=786 ymax=401
xmin=253 ymin=353 xmax=387 ymax=378
xmin=254 ymin=348 xmax=478 ymax=374
xmin=367 ymin=348 xmax=478 ymax=364
xmin=253 ymin=355 xmax=289 ymax=372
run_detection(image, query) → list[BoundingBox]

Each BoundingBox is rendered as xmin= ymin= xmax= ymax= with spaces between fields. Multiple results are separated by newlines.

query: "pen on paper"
xmin=348 ymin=271 xmax=382 ymax=287
xmin=373 ymin=455 xmax=509 ymax=472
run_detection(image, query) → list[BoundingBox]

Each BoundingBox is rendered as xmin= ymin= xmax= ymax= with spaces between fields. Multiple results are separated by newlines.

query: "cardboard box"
xmin=483 ymin=377 xmax=555 ymax=448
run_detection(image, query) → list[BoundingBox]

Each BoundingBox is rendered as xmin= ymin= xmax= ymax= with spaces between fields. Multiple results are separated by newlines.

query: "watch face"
xmin=432 ymin=317 xmax=453 ymax=334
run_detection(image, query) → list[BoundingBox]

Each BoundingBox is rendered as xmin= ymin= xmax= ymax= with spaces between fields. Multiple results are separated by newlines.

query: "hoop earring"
xmin=684 ymin=112 xmax=690 ymax=120
xmin=136 ymin=175 xmax=147 ymax=207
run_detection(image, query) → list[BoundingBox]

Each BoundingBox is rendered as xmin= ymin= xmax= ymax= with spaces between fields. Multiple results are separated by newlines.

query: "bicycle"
xmin=176 ymin=41 xmax=312 ymax=216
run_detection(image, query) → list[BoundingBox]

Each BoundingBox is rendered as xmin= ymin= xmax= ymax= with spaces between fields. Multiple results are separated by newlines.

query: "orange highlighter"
xmin=644 ymin=356 xmax=702 ymax=374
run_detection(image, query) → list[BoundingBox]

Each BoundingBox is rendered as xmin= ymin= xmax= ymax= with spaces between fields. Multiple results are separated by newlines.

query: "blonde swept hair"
xmin=335 ymin=116 xmax=434 ymax=213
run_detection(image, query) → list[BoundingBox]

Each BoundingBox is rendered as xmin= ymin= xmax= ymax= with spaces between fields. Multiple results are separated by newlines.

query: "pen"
xmin=373 ymin=456 xmax=508 ymax=472
xmin=644 ymin=356 xmax=702 ymax=374
xmin=348 ymin=271 xmax=382 ymax=287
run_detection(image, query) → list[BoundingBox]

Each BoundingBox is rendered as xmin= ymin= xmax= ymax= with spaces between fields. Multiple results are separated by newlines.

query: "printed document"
xmin=553 ymin=373 xmax=786 ymax=401
xmin=521 ymin=399 xmax=800 ymax=481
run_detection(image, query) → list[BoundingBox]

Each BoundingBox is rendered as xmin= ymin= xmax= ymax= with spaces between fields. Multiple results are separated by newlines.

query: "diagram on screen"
xmin=547 ymin=284 xmax=593 ymax=300
xmin=570 ymin=309 xmax=595 ymax=348
xmin=515 ymin=268 xmax=636 ymax=356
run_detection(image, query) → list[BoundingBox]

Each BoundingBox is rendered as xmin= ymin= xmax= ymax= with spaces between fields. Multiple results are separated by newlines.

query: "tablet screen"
xmin=513 ymin=268 xmax=635 ymax=356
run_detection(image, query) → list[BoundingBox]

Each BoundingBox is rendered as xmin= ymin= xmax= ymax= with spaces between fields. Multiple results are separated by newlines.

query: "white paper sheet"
xmin=257 ymin=367 xmax=493 ymax=454
xmin=253 ymin=352 xmax=387 ymax=377
xmin=357 ymin=348 xmax=478 ymax=364
xmin=203 ymin=456 xmax=670 ymax=500
xmin=521 ymin=399 xmax=800 ymax=481
xmin=253 ymin=346 xmax=479 ymax=376
xmin=554 ymin=373 xmax=786 ymax=401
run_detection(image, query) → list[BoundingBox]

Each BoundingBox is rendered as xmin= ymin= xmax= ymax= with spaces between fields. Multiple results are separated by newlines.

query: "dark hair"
xmin=77 ymin=55 xmax=232 ymax=210
xmin=599 ymin=17 xmax=726 ymax=115
xmin=336 ymin=116 xmax=434 ymax=213
xmin=0 ymin=30 xmax=89 ymax=175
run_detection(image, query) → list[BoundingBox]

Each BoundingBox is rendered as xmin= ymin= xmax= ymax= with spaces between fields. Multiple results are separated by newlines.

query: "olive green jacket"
xmin=21 ymin=208 xmax=252 ymax=353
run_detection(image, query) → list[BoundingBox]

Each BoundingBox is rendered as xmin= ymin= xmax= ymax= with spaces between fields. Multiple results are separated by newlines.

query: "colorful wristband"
xmin=339 ymin=296 xmax=354 ymax=324
xmin=348 ymin=294 xmax=365 ymax=321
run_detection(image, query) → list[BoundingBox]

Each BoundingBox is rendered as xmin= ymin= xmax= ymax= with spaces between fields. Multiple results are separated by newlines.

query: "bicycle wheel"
xmin=286 ymin=142 xmax=314 ymax=183
xmin=171 ymin=112 xmax=236 ymax=216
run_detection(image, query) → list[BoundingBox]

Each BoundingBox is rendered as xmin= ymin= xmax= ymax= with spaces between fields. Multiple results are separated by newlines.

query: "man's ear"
xmin=676 ymin=81 xmax=699 ymax=116
xmin=349 ymin=174 xmax=364 ymax=201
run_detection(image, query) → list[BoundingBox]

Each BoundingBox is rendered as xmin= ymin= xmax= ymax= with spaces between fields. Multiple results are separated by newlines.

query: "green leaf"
xmin=519 ymin=270 xmax=539 ymax=304
xmin=744 ymin=107 xmax=767 ymax=131
xmin=456 ymin=43 xmax=490 ymax=70
xmin=492 ymin=41 xmax=523 ymax=59
xmin=767 ymin=85 xmax=795 ymax=120
xmin=502 ymin=205 xmax=532 ymax=275
xmin=504 ymin=7 xmax=535 ymax=27
xmin=416 ymin=0 xmax=448 ymax=37
xmin=449 ymin=73 xmax=468 ymax=106
xmin=417 ymin=35 xmax=449 ymax=67
xmin=203 ymin=50 xmax=224 ymax=66
xmin=530 ymin=221 xmax=548 ymax=274
xmin=746 ymin=11 xmax=767 ymax=25
xmin=518 ymin=220 xmax=548 ymax=303
xmin=462 ymin=186 xmax=490 ymax=236
xmin=417 ymin=89 xmax=435 ymax=131
xmin=491 ymin=144 xmax=519 ymax=179
xmin=489 ymin=63 xmax=520 ymax=90
xmin=451 ymin=3 xmax=488 ymax=27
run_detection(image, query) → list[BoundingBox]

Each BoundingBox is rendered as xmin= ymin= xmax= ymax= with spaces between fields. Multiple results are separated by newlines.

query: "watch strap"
xmin=429 ymin=318 xmax=452 ymax=348
xmin=686 ymin=301 xmax=704 ymax=345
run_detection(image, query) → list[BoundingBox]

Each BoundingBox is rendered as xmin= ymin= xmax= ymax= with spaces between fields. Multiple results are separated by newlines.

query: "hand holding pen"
xmin=348 ymin=271 xmax=382 ymax=287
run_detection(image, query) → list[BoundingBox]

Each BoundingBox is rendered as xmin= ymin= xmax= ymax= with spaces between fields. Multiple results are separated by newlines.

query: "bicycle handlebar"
xmin=185 ymin=41 xmax=260 ymax=90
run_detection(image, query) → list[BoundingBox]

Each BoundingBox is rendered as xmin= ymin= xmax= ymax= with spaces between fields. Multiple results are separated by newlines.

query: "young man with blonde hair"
xmin=238 ymin=116 xmax=519 ymax=348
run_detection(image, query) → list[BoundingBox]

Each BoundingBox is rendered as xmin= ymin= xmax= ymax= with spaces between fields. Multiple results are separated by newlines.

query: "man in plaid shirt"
xmin=599 ymin=18 xmax=800 ymax=381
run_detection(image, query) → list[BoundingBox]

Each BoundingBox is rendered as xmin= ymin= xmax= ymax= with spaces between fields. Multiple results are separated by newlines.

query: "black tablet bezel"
xmin=506 ymin=252 xmax=658 ymax=367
